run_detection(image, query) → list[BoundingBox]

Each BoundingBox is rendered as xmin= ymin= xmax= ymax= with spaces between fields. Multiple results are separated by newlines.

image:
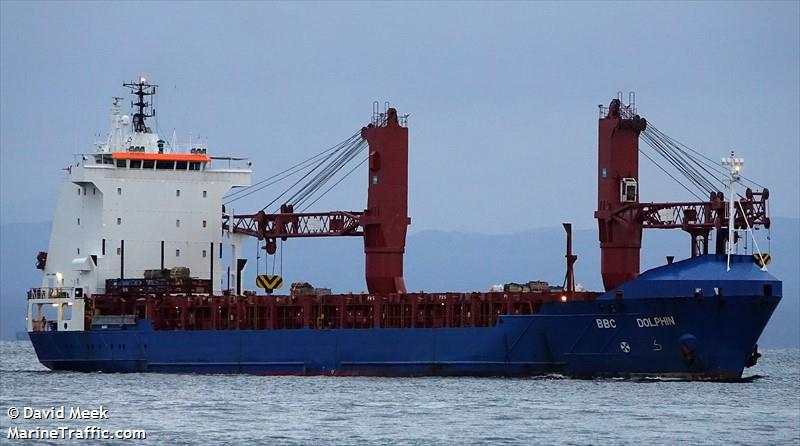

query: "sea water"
xmin=1 ymin=341 xmax=798 ymax=445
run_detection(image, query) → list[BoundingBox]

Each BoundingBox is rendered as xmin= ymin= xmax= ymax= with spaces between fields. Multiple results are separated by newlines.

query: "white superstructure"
xmin=28 ymin=78 xmax=251 ymax=332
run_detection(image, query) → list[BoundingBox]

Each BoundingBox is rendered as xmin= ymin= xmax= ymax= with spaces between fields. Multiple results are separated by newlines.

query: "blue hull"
xmin=29 ymin=255 xmax=781 ymax=379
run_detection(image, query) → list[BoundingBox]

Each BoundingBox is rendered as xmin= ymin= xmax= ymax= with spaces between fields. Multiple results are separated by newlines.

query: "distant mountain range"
xmin=2 ymin=218 xmax=797 ymax=347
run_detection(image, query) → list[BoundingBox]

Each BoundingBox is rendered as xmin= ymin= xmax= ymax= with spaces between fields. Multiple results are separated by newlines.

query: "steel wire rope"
xmin=641 ymin=132 xmax=717 ymax=196
xmin=291 ymin=140 xmax=368 ymax=209
xmin=255 ymin=239 xmax=261 ymax=276
xmin=271 ymin=244 xmax=276 ymax=276
xmin=632 ymin=113 xmax=722 ymax=194
xmin=231 ymin=114 xmax=387 ymax=215
xmin=650 ymin=124 xmax=765 ymax=189
xmin=286 ymin=138 xmax=366 ymax=207
xmin=289 ymin=114 xmax=389 ymax=212
xmin=643 ymin=129 xmax=724 ymax=195
xmin=228 ymin=131 xmax=360 ymax=197
xmin=258 ymin=134 xmax=362 ymax=212
xmin=299 ymin=156 xmax=370 ymax=212
xmin=648 ymin=125 xmax=729 ymax=178
xmin=225 ymin=145 xmax=339 ymax=200
xmin=224 ymin=158 xmax=323 ymax=205
xmin=224 ymin=132 xmax=361 ymax=204
xmin=645 ymin=126 xmax=728 ymax=190
xmin=646 ymin=123 xmax=764 ymax=190
xmin=285 ymin=114 xmax=387 ymax=209
xmin=282 ymin=138 xmax=364 ymax=204
xmin=649 ymin=131 xmax=721 ymax=193
xmin=655 ymin=136 xmax=727 ymax=191
xmin=659 ymin=137 xmax=728 ymax=194
xmin=639 ymin=149 xmax=706 ymax=201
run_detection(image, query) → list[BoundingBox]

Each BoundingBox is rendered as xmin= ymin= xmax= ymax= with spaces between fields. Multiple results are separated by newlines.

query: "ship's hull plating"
xmin=30 ymin=292 xmax=780 ymax=380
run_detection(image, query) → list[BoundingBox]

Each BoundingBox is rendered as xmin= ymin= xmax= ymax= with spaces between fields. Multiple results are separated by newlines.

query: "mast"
xmin=123 ymin=76 xmax=158 ymax=133
xmin=722 ymin=152 xmax=744 ymax=271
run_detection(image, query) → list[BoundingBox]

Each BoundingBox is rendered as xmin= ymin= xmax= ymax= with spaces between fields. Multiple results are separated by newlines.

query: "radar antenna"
xmin=123 ymin=76 xmax=158 ymax=133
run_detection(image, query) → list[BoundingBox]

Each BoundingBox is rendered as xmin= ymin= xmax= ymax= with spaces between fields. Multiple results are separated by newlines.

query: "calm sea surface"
xmin=1 ymin=341 xmax=798 ymax=445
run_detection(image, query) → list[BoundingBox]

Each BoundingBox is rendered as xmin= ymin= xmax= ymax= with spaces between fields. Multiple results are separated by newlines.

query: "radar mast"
xmin=123 ymin=76 xmax=158 ymax=133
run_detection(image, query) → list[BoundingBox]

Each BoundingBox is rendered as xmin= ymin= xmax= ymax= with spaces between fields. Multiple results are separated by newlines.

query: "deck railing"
xmin=27 ymin=287 xmax=77 ymax=300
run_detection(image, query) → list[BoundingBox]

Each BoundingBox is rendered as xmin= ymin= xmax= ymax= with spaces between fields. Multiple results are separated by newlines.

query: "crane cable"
xmin=639 ymin=149 xmax=706 ymax=201
xmin=259 ymin=134 xmax=363 ymax=212
xmin=285 ymin=138 xmax=367 ymax=209
xmin=224 ymin=131 xmax=361 ymax=205
xmin=641 ymin=130 xmax=721 ymax=195
xmin=653 ymin=125 xmax=765 ymax=189
xmin=646 ymin=125 xmax=728 ymax=189
xmin=299 ymin=156 xmax=370 ymax=212
xmin=638 ymin=120 xmax=764 ymax=199
xmin=259 ymin=115 xmax=386 ymax=213
xmin=618 ymin=105 xmax=763 ymax=198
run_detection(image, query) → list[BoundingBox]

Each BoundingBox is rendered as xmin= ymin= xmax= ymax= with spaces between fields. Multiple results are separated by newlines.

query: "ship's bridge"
xmin=31 ymin=78 xmax=253 ymax=333
xmin=79 ymin=150 xmax=251 ymax=173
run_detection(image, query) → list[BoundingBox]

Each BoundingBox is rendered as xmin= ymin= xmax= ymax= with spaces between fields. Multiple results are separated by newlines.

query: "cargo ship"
xmin=26 ymin=80 xmax=781 ymax=379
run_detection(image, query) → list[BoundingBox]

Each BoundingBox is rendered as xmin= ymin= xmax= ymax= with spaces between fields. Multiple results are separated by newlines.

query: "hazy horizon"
xmin=2 ymin=2 xmax=798 ymax=234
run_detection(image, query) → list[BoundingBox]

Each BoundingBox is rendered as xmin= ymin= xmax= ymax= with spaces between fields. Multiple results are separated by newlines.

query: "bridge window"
xmin=143 ymin=160 xmax=154 ymax=169
xmin=156 ymin=160 xmax=174 ymax=170
xmin=116 ymin=159 xmax=126 ymax=168
xmin=130 ymin=160 xmax=142 ymax=169
xmin=189 ymin=162 xmax=201 ymax=171
xmin=176 ymin=161 xmax=188 ymax=170
xmin=763 ymin=284 xmax=773 ymax=296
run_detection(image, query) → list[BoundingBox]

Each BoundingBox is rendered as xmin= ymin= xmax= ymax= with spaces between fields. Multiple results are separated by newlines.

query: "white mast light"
xmin=722 ymin=152 xmax=745 ymax=271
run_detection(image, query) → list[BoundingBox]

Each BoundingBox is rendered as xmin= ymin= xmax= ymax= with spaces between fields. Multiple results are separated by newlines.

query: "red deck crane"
xmin=224 ymin=108 xmax=410 ymax=294
xmin=595 ymin=98 xmax=770 ymax=291
xmin=226 ymin=97 xmax=771 ymax=296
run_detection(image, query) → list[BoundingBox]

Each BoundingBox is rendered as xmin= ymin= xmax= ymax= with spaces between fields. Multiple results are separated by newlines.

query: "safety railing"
xmin=27 ymin=287 xmax=77 ymax=300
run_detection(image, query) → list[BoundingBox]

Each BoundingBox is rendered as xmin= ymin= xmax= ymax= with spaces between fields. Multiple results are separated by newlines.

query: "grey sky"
xmin=1 ymin=2 xmax=798 ymax=234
